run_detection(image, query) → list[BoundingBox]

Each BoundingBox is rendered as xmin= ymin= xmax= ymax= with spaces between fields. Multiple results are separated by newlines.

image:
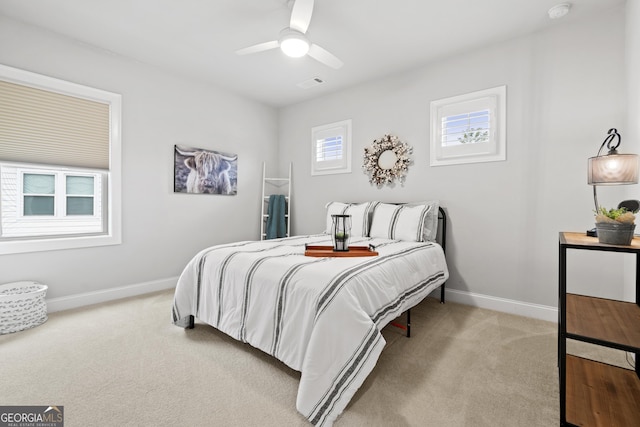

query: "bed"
xmin=172 ymin=201 xmax=449 ymax=426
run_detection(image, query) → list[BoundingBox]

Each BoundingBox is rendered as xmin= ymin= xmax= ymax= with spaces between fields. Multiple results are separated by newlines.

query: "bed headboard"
xmin=437 ymin=206 xmax=447 ymax=255
xmin=333 ymin=201 xmax=446 ymax=252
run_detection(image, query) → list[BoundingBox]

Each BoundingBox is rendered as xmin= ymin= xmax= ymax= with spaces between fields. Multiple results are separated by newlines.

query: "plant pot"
xmin=595 ymin=222 xmax=636 ymax=245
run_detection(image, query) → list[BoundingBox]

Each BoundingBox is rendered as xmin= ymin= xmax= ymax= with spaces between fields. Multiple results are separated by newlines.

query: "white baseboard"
xmin=431 ymin=287 xmax=558 ymax=323
xmin=47 ymin=278 xmax=558 ymax=323
xmin=46 ymin=277 xmax=178 ymax=313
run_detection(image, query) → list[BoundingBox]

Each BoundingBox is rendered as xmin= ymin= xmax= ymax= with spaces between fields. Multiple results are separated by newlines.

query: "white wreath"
xmin=362 ymin=134 xmax=413 ymax=187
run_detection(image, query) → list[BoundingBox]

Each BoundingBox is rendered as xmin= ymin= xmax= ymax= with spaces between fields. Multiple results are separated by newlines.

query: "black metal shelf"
xmin=558 ymin=232 xmax=640 ymax=427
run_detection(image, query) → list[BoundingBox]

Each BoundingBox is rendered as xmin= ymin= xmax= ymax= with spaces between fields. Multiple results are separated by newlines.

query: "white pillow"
xmin=369 ymin=203 xmax=434 ymax=242
xmin=408 ymin=200 xmax=440 ymax=242
xmin=324 ymin=202 xmax=376 ymax=237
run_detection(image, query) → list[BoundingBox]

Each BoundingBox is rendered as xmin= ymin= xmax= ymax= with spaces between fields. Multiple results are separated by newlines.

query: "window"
xmin=311 ymin=119 xmax=352 ymax=175
xmin=0 ymin=64 xmax=121 ymax=254
xmin=430 ymin=85 xmax=506 ymax=166
xmin=66 ymin=175 xmax=95 ymax=216
xmin=2 ymin=167 xmax=103 ymax=238
xmin=23 ymin=173 xmax=55 ymax=216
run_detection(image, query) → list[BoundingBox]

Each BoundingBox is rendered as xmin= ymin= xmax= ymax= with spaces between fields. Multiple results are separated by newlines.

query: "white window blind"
xmin=0 ymin=79 xmax=110 ymax=169
xmin=441 ymin=109 xmax=490 ymax=146
xmin=316 ymin=135 xmax=343 ymax=162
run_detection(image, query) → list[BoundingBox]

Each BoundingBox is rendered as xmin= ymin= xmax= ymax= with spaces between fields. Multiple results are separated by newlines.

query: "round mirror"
xmin=377 ymin=150 xmax=398 ymax=170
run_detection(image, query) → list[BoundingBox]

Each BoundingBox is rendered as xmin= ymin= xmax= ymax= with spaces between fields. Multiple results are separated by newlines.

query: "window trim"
xmin=0 ymin=64 xmax=121 ymax=255
xmin=430 ymin=85 xmax=506 ymax=166
xmin=311 ymin=119 xmax=352 ymax=176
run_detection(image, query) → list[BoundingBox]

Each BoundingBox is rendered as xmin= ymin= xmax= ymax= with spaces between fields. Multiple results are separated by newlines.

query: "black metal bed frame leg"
xmin=187 ymin=315 xmax=195 ymax=329
xmin=403 ymin=280 xmax=446 ymax=339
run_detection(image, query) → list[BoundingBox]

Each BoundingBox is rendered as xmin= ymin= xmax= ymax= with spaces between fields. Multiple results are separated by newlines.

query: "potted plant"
xmin=594 ymin=207 xmax=636 ymax=245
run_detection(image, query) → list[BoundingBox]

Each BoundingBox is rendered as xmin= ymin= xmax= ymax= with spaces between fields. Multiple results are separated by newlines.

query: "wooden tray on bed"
xmin=304 ymin=245 xmax=378 ymax=257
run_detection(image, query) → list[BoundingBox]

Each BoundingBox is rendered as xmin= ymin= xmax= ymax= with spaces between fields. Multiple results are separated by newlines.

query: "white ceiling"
xmin=0 ymin=0 xmax=625 ymax=107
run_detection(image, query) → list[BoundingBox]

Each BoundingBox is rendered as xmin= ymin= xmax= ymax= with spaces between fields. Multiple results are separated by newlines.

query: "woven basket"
xmin=0 ymin=281 xmax=48 ymax=335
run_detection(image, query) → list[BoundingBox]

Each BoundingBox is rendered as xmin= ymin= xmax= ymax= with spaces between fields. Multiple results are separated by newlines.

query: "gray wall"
xmin=278 ymin=5 xmax=629 ymax=309
xmin=0 ymin=4 xmax=635 ymax=314
xmin=0 ymin=17 xmax=278 ymax=300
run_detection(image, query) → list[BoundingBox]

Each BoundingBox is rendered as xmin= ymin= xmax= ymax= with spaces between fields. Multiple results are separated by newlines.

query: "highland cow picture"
xmin=174 ymin=145 xmax=238 ymax=195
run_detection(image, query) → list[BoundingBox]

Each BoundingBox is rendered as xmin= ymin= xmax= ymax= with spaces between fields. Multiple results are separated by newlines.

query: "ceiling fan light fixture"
xmin=279 ymin=29 xmax=309 ymax=58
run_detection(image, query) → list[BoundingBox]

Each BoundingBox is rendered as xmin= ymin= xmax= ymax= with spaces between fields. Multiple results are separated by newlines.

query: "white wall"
xmin=278 ymin=5 xmax=628 ymax=312
xmin=0 ymin=5 xmax=632 ymax=316
xmin=0 ymin=17 xmax=278 ymax=303
xmin=625 ymin=0 xmax=640 ymax=301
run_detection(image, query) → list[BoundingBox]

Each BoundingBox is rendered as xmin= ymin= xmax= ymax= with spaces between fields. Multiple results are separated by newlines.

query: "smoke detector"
xmin=548 ymin=3 xmax=571 ymax=19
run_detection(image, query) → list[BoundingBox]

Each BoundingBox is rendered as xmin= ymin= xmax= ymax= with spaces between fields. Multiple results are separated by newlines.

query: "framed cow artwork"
xmin=174 ymin=144 xmax=238 ymax=195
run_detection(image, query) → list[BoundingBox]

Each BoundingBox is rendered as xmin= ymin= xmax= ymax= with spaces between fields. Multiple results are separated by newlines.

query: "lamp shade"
xmin=588 ymin=153 xmax=639 ymax=185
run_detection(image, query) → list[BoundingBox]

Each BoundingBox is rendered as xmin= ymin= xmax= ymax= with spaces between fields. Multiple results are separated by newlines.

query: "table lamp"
xmin=587 ymin=128 xmax=639 ymax=235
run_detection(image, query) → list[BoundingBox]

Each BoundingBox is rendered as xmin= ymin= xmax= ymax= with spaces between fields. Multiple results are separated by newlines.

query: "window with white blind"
xmin=311 ymin=119 xmax=352 ymax=176
xmin=430 ymin=86 xmax=506 ymax=166
xmin=0 ymin=64 xmax=121 ymax=254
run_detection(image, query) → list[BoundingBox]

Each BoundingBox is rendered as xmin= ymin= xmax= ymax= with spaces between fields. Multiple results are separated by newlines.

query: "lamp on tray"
xmin=331 ymin=214 xmax=351 ymax=251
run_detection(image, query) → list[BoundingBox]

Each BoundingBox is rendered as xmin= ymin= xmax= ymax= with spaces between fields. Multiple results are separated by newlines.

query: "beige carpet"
xmin=0 ymin=289 xmax=627 ymax=426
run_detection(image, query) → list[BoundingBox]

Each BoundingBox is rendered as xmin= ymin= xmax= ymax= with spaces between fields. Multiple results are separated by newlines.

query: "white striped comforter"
xmin=172 ymin=234 xmax=448 ymax=426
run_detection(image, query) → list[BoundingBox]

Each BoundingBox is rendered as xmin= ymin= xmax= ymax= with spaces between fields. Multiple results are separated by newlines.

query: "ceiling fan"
xmin=235 ymin=0 xmax=343 ymax=69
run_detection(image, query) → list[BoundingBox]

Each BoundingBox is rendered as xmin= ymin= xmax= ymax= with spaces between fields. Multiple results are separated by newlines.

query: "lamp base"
xmin=586 ymin=228 xmax=597 ymax=237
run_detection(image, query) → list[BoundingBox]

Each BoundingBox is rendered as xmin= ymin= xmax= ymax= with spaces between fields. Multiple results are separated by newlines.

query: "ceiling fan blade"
xmin=289 ymin=0 xmax=314 ymax=34
xmin=235 ymin=40 xmax=279 ymax=56
xmin=308 ymin=44 xmax=343 ymax=69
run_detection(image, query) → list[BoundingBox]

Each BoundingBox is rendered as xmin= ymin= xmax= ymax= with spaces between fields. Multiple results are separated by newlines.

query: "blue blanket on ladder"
xmin=266 ymin=194 xmax=287 ymax=239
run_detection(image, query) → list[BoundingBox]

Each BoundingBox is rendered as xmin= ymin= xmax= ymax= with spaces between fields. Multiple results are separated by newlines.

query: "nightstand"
xmin=558 ymin=232 xmax=640 ymax=426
